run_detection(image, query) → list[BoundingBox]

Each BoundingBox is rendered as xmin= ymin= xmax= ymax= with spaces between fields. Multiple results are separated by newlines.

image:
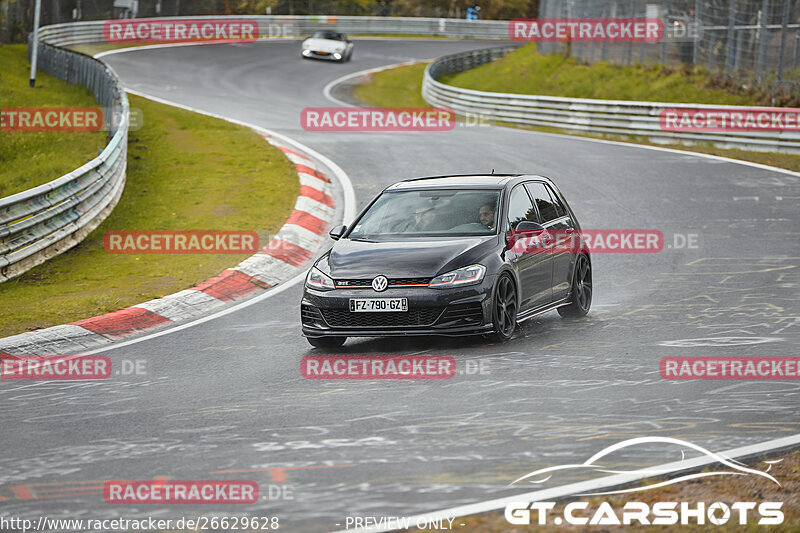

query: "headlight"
xmin=333 ymin=53 xmax=342 ymax=60
xmin=306 ymin=267 xmax=335 ymax=290
xmin=429 ymin=264 xmax=486 ymax=289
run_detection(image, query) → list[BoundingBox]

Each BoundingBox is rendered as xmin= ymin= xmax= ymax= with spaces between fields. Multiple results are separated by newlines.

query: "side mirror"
xmin=329 ymin=224 xmax=347 ymax=240
xmin=507 ymin=221 xmax=546 ymax=249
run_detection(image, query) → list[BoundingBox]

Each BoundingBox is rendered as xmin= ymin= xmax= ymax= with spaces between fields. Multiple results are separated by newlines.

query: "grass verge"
xmin=444 ymin=43 xmax=799 ymax=106
xmin=353 ymin=61 xmax=800 ymax=172
xmin=435 ymin=448 xmax=800 ymax=531
xmin=0 ymin=93 xmax=299 ymax=338
xmin=0 ymin=44 xmax=108 ymax=198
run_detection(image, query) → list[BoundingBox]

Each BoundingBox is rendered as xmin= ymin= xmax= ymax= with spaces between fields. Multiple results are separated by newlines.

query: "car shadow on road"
xmin=303 ymin=312 xmax=576 ymax=355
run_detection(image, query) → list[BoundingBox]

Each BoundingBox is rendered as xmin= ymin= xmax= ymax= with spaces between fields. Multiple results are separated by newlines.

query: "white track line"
xmin=340 ymin=432 xmax=800 ymax=532
xmin=92 ymin=38 xmax=297 ymax=59
xmin=322 ymin=59 xmax=433 ymax=107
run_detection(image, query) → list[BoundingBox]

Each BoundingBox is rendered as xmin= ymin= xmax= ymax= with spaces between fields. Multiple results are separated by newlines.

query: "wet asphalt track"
xmin=1 ymin=39 xmax=799 ymax=531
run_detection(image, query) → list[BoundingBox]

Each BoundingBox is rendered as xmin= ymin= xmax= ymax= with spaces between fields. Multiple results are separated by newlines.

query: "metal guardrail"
xmin=422 ymin=47 xmax=800 ymax=154
xmin=35 ymin=16 xmax=511 ymax=46
xmin=0 ymin=39 xmax=128 ymax=282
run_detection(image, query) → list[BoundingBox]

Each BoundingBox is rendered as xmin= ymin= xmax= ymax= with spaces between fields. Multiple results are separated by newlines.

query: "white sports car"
xmin=301 ymin=31 xmax=354 ymax=62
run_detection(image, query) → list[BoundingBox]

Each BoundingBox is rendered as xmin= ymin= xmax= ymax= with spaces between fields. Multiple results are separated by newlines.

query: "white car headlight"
xmin=306 ymin=267 xmax=335 ymax=290
xmin=429 ymin=264 xmax=486 ymax=289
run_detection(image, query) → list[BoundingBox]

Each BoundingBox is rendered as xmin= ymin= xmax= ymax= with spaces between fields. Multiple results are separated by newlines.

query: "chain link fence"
xmin=539 ymin=0 xmax=800 ymax=89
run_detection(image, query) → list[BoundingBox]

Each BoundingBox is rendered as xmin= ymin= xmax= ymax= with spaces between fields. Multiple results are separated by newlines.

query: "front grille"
xmin=437 ymin=302 xmax=484 ymax=325
xmin=301 ymin=305 xmax=324 ymax=325
xmin=321 ymin=307 xmax=443 ymax=328
xmin=335 ymin=277 xmax=431 ymax=288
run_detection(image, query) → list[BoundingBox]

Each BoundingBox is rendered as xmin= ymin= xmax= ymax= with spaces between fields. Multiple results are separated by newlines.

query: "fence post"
xmin=28 ymin=0 xmax=42 ymax=87
xmin=756 ymin=0 xmax=769 ymax=83
xmin=725 ymin=0 xmax=737 ymax=75
xmin=692 ymin=0 xmax=701 ymax=64
xmin=660 ymin=0 xmax=669 ymax=64
xmin=776 ymin=0 xmax=790 ymax=81
xmin=626 ymin=0 xmax=634 ymax=65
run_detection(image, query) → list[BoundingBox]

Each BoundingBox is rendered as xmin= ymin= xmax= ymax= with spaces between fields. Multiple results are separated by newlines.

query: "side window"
xmin=506 ymin=185 xmax=537 ymax=232
xmin=525 ymin=182 xmax=560 ymax=223
xmin=544 ymin=184 xmax=567 ymax=219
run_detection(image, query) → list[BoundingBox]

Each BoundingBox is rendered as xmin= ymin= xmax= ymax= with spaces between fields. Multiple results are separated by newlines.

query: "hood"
xmin=302 ymin=38 xmax=345 ymax=52
xmin=324 ymin=236 xmax=498 ymax=279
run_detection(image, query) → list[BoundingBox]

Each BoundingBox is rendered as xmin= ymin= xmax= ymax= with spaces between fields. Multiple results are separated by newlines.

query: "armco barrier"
xmin=34 ymin=16 xmax=511 ymax=46
xmin=422 ymin=47 xmax=800 ymax=154
xmin=0 ymin=40 xmax=128 ymax=282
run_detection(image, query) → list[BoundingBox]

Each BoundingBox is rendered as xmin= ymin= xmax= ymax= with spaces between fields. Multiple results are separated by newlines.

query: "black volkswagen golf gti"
xmin=301 ymin=174 xmax=592 ymax=348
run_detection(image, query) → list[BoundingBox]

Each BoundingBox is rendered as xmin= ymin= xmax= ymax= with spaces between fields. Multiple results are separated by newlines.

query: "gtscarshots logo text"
xmin=505 ymin=501 xmax=783 ymax=526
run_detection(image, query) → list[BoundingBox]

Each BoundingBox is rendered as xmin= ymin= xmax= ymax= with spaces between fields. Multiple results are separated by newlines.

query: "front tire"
xmin=558 ymin=253 xmax=592 ymax=318
xmin=307 ymin=336 xmax=346 ymax=349
xmin=492 ymin=273 xmax=518 ymax=341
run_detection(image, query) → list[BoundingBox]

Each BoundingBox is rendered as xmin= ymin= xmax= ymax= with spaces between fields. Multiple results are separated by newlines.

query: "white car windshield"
xmin=348 ymin=189 xmax=501 ymax=238
xmin=312 ymin=32 xmax=345 ymax=41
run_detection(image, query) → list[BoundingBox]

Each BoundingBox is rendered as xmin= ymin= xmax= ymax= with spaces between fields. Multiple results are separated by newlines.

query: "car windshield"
xmin=313 ymin=32 xmax=344 ymax=41
xmin=348 ymin=189 xmax=501 ymax=238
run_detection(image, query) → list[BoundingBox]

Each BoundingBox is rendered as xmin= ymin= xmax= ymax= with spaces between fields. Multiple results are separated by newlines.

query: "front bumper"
xmin=301 ymin=276 xmax=495 ymax=337
xmin=302 ymin=49 xmax=344 ymax=61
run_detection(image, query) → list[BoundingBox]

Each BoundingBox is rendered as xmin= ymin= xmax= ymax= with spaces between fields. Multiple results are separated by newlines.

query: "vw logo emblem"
xmin=372 ymin=275 xmax=388 ymax=292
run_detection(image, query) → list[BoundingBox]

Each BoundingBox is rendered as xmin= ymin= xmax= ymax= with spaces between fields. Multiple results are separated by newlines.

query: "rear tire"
xmin=307 ymin=336 xmax=346 ymax=349
xmin=558 ymin=253 xmax=592 ymax=318
xmin=492 ymin=273 xmax=518 ymax=341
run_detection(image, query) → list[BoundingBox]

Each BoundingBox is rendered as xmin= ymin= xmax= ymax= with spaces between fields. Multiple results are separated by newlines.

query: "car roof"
xmin=386 ymin=174 xmax=553 ymax=190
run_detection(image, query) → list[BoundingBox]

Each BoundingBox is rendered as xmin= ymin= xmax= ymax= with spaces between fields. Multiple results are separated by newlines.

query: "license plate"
xmin=349 ymin=298 xmax=408 ymax=312
xmin=315 ymin=51 xmax=330 ymax=55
